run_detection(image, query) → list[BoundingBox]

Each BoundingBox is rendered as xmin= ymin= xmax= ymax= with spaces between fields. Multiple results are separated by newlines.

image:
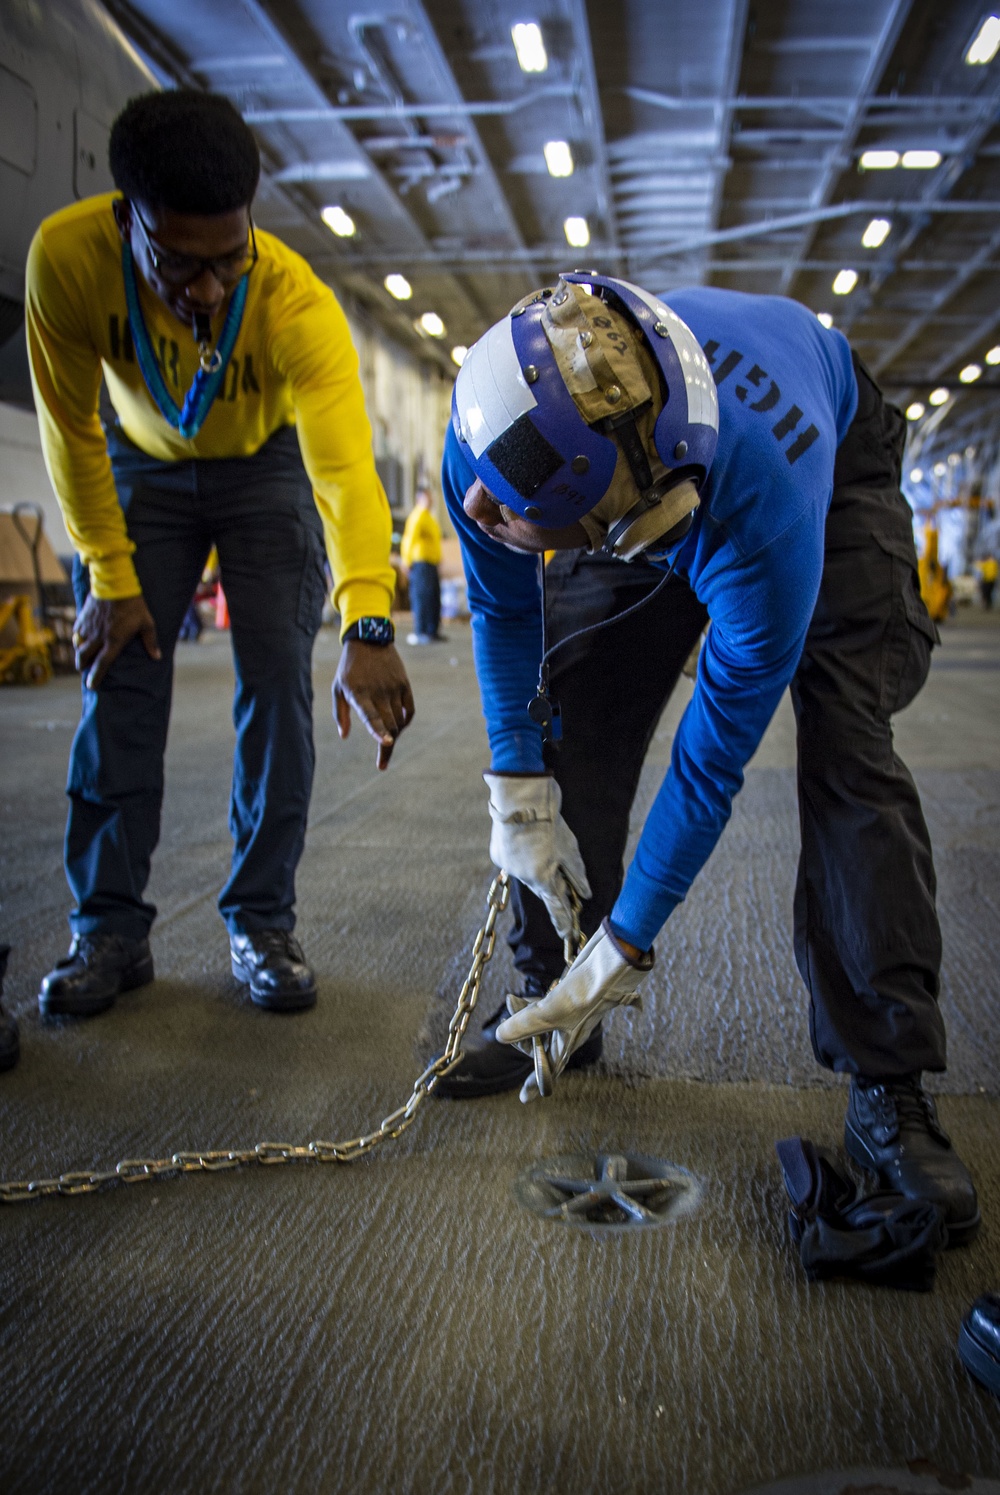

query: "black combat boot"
xmin=38 ymin=934 xmax=154 ymax=1018
xmin=0 ymin=945 xmax=19 ymax=1072
xmin=230 ymin=930 xmax=317 ymax=1011
xmin=434 ymin=983 xmax=603 ymax=1099
xmin=845 ymin=1073 xmax=980 ymax=1246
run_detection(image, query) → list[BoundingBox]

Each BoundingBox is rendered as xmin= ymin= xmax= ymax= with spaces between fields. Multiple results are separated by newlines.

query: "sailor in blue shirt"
xmin=435 ymin=274 xmax=978 ymax=1246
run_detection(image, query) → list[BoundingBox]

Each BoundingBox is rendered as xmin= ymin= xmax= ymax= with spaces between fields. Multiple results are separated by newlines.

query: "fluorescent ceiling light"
xmin=910 ymin=468 xmax=924 ymax=483
xmin=862 ymin=217 xmax=891 ymax=249
xmin=859 ymin=149 xmax=899 ymax=170
xmin=321 ymin=205 xmax=356 ymax=237
xmin=928 ymin=387 xmax=949 ymax=406
xmin=543 ymin=140 xmax=574 ymax=178
xmin=985 ymin=345 xmax=1000 ymax=365
xmin=511 ymin=22 xmax=548 ymax=72
xmin=902 ymin=149 xmax=942 ymax=169
xmin=816 ymin=311 xmax=833 ymax=328
xmin=966 ymin=14 xmax=1000 ymax=63
xmin=384 ymin=274 xmax=413 ymax=301
xmin=419 ymin=311 xmax=445 ymax=337
xmin=275 ymin=161 xmax=370 ymax=183
xmin=959 ymin=363 xmax=982 ymax=383
xmin=905 ymin=402 xmax=925 ymax=421
xmin=450 ymin=345 xmax=468 ymax=367
xmin=564 ymin=215 xmax=590 ymax=248
xmin=832 ymin=268 xmax=858 ymax=296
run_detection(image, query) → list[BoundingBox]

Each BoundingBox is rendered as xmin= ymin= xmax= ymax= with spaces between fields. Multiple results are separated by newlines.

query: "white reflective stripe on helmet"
xmin=454 ymin=315 xmax=537 ymax=460
xmin=613 ymin=278 xmax=719 ymax=434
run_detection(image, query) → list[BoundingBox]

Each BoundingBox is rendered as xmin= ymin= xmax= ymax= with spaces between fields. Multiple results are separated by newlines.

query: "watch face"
xmin=355 ymin=617 xmax=394 ymax=645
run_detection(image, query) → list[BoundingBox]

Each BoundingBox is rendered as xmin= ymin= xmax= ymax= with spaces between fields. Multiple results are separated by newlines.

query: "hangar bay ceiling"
xmin=61 ymin=0 xmax=1000 ymax=475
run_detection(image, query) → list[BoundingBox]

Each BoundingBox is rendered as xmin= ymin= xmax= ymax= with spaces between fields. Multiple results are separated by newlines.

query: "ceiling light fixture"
xmin=321 ymin=205 xmax=356 ymax=237
xmin=985 ymin=345 xmax=1000 ymax=366
xmin=959 ymin=363 xmax=982 ymax=383
xmin=450 ymin=345 xmax=468 ymax=367
xmin=933 ymin=461 xmax=947 ymax=476
xmin=928 ymin=387 xmax=949 ymax=406
xmin=564 ymin=216 xmax=591 ymax=248
xmin=966 ymin=14 xmax=1000 ymax=64
xmin=901 ymin=149 xmax=942 ymax=169
xmin=419 ymin=311 xmax=445 ymax=337
xmin=859 ymin=149 xmax=899 ymax=170
xmin=816 ymin=311 xmax=833 ymax=328
xmin=511 ymin=22 xmax=548 ymax=72
xmin=543 ymin=140 xmax=574 ymax=178
xmin=832 ymin=268 xmax=858 ymax=296
xmin=910 ymin=468 xmax=924 ymax=483
xmin=905 ymin=402 xmax=925 ymax=421
xmin=861 ymin=217 xmax=891 ymax=248
xmin=384 ymin=274 xmax=413 ymax=301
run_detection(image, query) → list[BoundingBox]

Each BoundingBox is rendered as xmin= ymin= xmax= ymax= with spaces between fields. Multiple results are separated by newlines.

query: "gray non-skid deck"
xmin=1 ymin=611 xmax=998 ymax=1494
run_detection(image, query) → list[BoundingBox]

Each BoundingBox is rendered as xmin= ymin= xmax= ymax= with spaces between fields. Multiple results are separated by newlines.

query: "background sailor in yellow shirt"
xmin=400 ymin=486 xmax=444 ymax=645
xmin=25 ymin=90 xmax=414 ymax=1018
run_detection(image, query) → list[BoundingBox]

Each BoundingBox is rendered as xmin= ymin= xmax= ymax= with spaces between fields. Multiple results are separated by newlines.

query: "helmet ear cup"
xmin=603 ymin=477 xmax=701 ymax=562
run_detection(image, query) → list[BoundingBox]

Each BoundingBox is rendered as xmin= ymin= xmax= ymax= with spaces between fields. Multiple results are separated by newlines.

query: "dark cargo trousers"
xmin=66 ymin=425 xmax=327 ymax=942
xmin=509 ymin=361 xmax=947 ymax=1079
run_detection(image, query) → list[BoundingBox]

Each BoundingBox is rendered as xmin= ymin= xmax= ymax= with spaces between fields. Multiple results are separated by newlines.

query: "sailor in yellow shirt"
xmin=400 ymin=487 xmax=444 ymax=643
xmin=26 ymin=89 xmax=414 ymax=1019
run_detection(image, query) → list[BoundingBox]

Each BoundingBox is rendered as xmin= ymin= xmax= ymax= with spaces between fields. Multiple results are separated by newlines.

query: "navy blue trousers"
xmin=409 ymin=561 xmax=441 ymax=638
xmin=67 ymin=425 xmax=327 ymax=941
xmin=509 ymin=360 xmax=946 ymax=1079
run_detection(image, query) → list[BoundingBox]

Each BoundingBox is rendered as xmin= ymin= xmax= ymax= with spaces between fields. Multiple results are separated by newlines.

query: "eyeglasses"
xmin=129 ymin=203 xmax=258 ymax=287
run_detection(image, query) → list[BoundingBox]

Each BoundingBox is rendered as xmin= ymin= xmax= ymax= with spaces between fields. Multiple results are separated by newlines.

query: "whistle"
xmin=193 ymin=312 xmax=222 ymax=373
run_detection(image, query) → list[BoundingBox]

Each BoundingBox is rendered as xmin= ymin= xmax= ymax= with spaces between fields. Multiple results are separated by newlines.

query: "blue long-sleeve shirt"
xmin=442 ymin=287 xmax=859 ymax=951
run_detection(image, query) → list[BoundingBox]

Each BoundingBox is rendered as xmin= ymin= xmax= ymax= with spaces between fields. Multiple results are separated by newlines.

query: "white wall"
xmin=343 ymin=300 xmax=455 ymax=532
xmin=0 ymin=399 xmax=72 ymax=556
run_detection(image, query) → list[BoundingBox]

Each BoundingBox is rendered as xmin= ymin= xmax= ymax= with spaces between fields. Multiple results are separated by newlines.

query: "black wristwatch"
xmin=342 ymin=616 xmax=395 ymax=646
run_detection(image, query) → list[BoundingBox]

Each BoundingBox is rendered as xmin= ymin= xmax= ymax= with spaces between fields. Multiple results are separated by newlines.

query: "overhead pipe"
xmin=243 ymin=85 xmax=576 ymax=124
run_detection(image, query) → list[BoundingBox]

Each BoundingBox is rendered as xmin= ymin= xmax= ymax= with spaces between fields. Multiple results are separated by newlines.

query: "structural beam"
xmin=871 ymin=228 xmax=1000 ymax=376
xmin=704 ymin=0 xmax=751 ymax=262
xmin=566 ymin=0 xmax=621 ymax=268
xmin=777 ymin=0 xmax=913 ymax=295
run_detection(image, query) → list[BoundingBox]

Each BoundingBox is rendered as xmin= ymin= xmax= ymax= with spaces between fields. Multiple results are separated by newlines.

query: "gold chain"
xmin=0 ymin=873 xmax=511 ymax=1206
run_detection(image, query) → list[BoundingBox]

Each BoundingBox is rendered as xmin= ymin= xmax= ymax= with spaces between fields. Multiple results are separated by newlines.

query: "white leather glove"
xmin=483 ymin=773 xmax=591 ymax=942
xmin=496 ymin=923 xmax=654 ymax=1103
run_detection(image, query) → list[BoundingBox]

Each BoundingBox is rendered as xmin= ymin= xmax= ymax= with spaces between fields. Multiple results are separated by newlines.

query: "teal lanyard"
xmin=121 ymin=243 xmax=248 ymax=440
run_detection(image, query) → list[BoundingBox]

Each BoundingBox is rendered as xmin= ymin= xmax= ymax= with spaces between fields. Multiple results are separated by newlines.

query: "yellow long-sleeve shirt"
xmin=400 ymin=505 xmax=442 ymax=567
xmin=25 ymin=193 xmax=395 ymax=629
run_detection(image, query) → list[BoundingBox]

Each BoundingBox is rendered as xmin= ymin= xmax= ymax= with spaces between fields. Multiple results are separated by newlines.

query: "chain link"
xmin=0 ymin=872 xmax=511 ymax=1206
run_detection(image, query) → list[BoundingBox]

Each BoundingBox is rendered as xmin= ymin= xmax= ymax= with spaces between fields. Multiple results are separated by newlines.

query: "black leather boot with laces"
xmin=845 ymin=1073 xmax=980 ymax=1246
xmin=38 ymin=934 xmax=154 ymax=1018
xmin=230 ymin=930 xmax=317 ymax=1011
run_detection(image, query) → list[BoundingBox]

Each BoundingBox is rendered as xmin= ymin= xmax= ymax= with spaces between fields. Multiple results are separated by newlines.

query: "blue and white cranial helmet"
xmin=452 ymin=272 xmax=719 ymax=530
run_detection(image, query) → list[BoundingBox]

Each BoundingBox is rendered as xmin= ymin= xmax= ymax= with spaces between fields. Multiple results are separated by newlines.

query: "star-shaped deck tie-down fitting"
xmin=541 ymin=1154 xmax=680 ymax=1225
